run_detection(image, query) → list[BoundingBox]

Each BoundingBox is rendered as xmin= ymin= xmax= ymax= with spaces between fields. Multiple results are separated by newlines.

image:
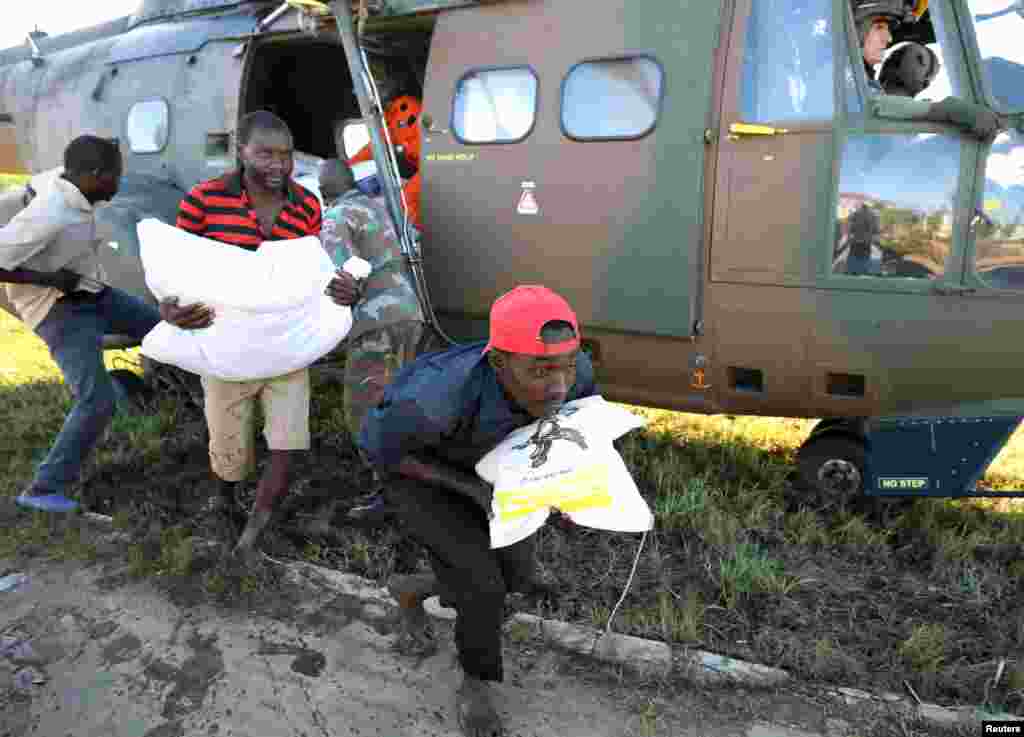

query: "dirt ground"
xmin=0 ymin=506 xmax=985 ymax=737
xmin=4 ymin=395 xmax=1023 ymax=731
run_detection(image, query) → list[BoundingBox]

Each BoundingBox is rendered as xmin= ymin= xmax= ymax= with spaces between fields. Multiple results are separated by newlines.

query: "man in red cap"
xmin=359 ymin=285 xmax=596 ymax=737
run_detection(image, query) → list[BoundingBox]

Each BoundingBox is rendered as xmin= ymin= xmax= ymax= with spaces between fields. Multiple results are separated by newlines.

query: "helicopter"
xmin=2 ymin=0 xmax=1024 ymax=501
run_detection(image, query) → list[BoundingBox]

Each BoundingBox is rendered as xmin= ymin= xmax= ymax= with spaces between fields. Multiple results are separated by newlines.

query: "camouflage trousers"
xmin=343 ymin=320 xmax=438 ymax=439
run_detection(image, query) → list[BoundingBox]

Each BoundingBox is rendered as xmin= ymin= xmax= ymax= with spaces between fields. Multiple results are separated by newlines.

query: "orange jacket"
xmin=349 ymin=95 xmax=423 ymax=228
xmin=350 ymin=95 xmax=422 ymax=166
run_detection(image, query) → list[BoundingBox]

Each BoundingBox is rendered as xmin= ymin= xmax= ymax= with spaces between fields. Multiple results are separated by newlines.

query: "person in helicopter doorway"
xmin=304 ymin=155 xmax=438 ymax=534
xmin=167 ymin=110 xmax=357 ymax=564
xmin=344 ymin=65 xmax=425 ymax=232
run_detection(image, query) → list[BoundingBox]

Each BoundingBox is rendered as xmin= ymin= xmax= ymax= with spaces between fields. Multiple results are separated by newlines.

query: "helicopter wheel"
xmin=796 ymin=433 xmax=915 ymax=522
xmin=796 ymin=434 xmax=866 ymax=509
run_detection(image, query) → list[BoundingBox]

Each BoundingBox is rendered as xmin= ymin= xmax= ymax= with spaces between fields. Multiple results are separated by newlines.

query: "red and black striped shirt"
xmin=175 ymin=171 xmax=322 ymax=249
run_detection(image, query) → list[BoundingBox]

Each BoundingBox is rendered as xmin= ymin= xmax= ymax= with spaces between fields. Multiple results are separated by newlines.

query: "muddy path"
xmin=2 ymin=516 xmax=939 ymax=737
xmin=7 ymin=395 xmax=1024 ymax=721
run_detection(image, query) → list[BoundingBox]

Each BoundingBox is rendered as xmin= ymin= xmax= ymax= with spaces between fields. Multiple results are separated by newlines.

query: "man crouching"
xmin=359 ymin=285 xmax=596 ymax=737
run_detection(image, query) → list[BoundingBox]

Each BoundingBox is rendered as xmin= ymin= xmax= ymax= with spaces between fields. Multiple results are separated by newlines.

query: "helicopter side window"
xmin=740 ymin=0 xmax=835 ymax=123
xmin=452 ymin=67 xmax=538 ymax=145
xmin=126 ymin=99 xmax=170 ymax=155
xmin=560 ymin=56 xmax=664 ymax=140
xmin=972 ymin=130 xmax=1024 ymax=290
xmin=833 ymin=134 xmax=959 ymax=280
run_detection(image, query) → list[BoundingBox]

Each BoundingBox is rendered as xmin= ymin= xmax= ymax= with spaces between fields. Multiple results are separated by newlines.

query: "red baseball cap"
xmin=483 ymin=285 xmax=580 ymax=356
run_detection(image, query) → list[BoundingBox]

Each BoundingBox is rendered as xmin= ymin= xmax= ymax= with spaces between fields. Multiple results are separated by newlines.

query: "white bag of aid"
xmin=137 ymin=218 xmax=370 ymax=381
xmin=476 ymin=395 xmax=653 ymax=549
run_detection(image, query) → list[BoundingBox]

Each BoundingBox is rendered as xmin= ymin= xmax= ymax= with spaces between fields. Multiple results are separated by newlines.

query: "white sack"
xmin=476 ymin=395 xmax=653 ymax=549
xmin=137 ymin=218 xmax=369 ymax=381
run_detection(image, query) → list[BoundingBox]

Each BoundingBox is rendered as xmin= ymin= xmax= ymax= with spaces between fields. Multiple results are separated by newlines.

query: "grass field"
xmin=6 ymin=308 xmax=1024 ymax=488
xmin=2 ymin=308 xmax=1023 ymax=713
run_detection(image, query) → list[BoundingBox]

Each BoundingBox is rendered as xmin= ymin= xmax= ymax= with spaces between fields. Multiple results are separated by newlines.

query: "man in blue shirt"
xmin=359 ymin=285 xmax=596 ymax=737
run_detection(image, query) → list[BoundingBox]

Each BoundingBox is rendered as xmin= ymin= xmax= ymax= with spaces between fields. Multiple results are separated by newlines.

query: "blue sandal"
xmin=16 ymin=491 xmax=79 ymax=513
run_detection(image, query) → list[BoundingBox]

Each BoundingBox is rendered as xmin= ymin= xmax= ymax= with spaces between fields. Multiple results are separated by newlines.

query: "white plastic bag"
xmin=476 ymin=395 xmax=653 ymax=549
xmin=138 ymin=218 xmax=369 ymax=381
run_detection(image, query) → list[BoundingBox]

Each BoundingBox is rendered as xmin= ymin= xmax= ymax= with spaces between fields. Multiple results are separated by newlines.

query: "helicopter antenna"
xmin=26 ymin=29 xmax=44 ymax=67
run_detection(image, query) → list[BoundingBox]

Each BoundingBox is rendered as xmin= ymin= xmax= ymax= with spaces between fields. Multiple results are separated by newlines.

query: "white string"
xmin=602 ymin=529 xmax=648 ymax=639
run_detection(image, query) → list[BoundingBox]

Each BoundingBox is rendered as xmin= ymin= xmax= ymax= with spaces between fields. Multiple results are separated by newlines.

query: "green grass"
xmin=4 ymin=309 xmax=1024 ymax=703
xmin=899 ymin=623 xmax=948 ymax=673
xmin=4 ymin=303 xmax=1024 ymax=543
xmin=718 ymin=543 xmax=788 ymax=608
xmin=618 ymin=590 xmax=704 ymax=643
xmin=0 ymin=310 xmax=158 ymax=497
xmin=0 ymin=512 xmax=97 ymax=562
xmin=653 ymin=475 xmax=709 ymax=528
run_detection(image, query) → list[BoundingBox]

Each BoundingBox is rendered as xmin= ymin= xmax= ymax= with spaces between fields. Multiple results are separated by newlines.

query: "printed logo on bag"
xmin=512 ymin=414 xmax=588 ymax=469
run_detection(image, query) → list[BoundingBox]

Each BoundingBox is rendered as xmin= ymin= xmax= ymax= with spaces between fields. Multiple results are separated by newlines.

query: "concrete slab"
xmin=747 ymin=724 xmax=824 ymax=737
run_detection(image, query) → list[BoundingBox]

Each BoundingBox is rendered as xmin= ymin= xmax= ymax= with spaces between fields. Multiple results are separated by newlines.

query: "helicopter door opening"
xmin=711 ymin=0 xmax=835 ymax=288
xmin=240 ymin=38 xmax=357 ymax=203
xmin=241 ymin=29 xmax=431 ymax=206
xmin=708 ymin=0 xmax=836 ymax=413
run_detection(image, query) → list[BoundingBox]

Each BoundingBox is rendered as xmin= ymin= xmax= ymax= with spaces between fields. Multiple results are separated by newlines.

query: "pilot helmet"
xmin=852 ymin=0 xmax=925 ymax=38
xmin=879 ymin=41 xmax=940 ymax=96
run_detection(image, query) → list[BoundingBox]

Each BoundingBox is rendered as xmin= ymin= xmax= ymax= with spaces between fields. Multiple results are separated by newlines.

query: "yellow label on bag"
xmin=494 ymin=464 xmax=614 ymax=520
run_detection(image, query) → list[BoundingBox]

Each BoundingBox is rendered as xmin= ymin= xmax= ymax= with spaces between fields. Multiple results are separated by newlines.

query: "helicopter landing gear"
xmin=795 ymin=430 xmax=910 ymax=520
xmin=795 ymin=431 xmax=866 ymax=508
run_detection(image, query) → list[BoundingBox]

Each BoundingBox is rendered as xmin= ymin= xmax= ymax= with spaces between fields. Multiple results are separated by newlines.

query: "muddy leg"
xmin=234 ymin=449 xmax=292 ymax=561
xmin=387 ymin=572 xmax=439 ymax=656
xmin=457 ymin=676 xmax=503 ymax=737
xmin=211 ymin=480 xmax=246 ymax=540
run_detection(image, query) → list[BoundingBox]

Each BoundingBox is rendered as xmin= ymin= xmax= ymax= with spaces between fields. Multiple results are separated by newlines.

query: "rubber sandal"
xmin=16 ymin=493 xmax=79 ymax=513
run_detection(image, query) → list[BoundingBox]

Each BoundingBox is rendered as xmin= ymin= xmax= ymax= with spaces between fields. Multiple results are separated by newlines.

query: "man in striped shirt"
xmin=168 ymin=111 xmax=358 ymax=562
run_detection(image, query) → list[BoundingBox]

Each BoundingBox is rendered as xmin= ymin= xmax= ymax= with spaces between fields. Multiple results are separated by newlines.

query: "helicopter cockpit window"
xmin=849 ymin=3 xmax=961 ymax=103
xmin=452 ymin=67 xmax=538 ymax=144
xmin=972 ymin=130 xmax=1024 ymax=289
xmin=560 ymin=56 xmax=664 ymax=140
xmin=965 ymin=0 xmax=1024 ymax=110
xmin=833 ymin=134 xmax=959 ymax=280
xmin=126 ymin=99 xmax=170 ymax=155
xmin=740 ymin=0 xmax=834 ymax=122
